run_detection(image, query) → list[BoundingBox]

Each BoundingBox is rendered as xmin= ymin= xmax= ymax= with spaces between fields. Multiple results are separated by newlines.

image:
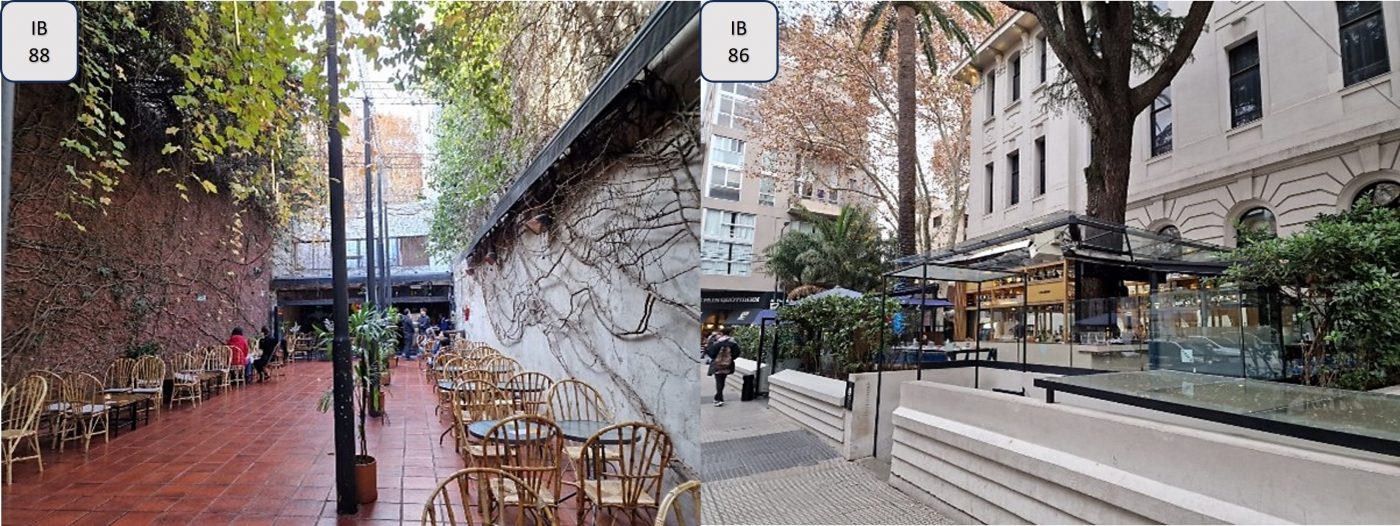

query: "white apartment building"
xmin=699 ymin=81 xmax=862 ymax=331
xmin=962 ymin=1 xmax=1400 ymax=245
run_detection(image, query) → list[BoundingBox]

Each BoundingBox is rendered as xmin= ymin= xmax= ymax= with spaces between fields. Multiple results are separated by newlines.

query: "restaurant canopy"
xmin=885 ymin=212 xmax=1231 ymax=282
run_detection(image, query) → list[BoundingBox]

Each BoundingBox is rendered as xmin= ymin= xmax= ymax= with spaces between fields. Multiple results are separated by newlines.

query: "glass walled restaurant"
xmin=906 ymin=214 xmax=1302 ymax=379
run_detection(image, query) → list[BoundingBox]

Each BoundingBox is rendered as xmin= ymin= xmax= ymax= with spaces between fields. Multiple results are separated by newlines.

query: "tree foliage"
xmin=777 ymin=295 xmax=901 ymax=377
xmin=764 ymin=205 xmax=895 ymax=293
xmin=752 ymin=4 xmax=1002 ymax=252
xmin=374 ymin=2 xmax=654 ymax=260
xmin=58 ymin=1 xmax=381 ymax=232
xmin=1225 ymin=202 xmax=1400 ymax=389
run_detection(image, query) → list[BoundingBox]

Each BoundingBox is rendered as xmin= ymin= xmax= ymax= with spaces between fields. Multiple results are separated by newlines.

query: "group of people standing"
xmin=399 ymin=307 xmax=452 ymax=358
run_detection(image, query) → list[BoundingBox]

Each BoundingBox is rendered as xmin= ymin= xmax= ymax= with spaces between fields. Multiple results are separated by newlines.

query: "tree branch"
xmin=1129 ymin=2 xmax=1213 ymax=113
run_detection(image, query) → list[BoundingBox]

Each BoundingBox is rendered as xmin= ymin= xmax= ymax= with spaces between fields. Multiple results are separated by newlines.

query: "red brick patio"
xmin=0 ymin=359 xmax=581 ymax=525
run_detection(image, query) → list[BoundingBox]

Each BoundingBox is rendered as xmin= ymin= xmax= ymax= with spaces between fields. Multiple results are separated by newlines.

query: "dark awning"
xmin=901 ymin=297 xmax=953 ymax=308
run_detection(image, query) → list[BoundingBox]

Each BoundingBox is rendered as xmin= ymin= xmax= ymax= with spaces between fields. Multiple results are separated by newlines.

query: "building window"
xmin=1236 ymin=207 xmax=1277 ymax=245
xmin=1010 ymin=54 xmax=1022 ymax=102
xmin=1038 ymin=34 xmax=1048 ymax=83
xmin=1338 ymin=1 xmax=1390 ymax=86
xmin=707 ymin=136 xmax=745 ymax=201
xmin=1151 ymin=86 xmax=1173 ymax=156
xmin=1228 ymin=38 xmax=1263 ymax=128
xmin=347 ymin=239 xmax=364 ymax=269
xmin=398 ymin=236 xmax=429 ymax=267
xmin=1355 ymin=180 xmax=1400 ymax=208
xmin=986 ymin=70 xmax=996 ymax=116
xmin=985 ymin=163 xmax=995 ymax=213
xmin=1159 ymin=225 xmax=1181 ymax=238
xmin=1034 ymin=137 xmax=1046 ymax=196
xmin=1007 ymin=151 xmax=1021 ymax=206
xmin=715 ymin=83 xmax=761 ymax=130
xmin=701 ymin=209 xmax=756 ymax=276
xmin=758 ymin=175 xmax=776 ymax=206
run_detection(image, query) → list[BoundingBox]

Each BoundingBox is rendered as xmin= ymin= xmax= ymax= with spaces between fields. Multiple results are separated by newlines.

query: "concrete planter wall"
xmin=889 ymin=380 xmax=1400 ymax=524
xmin=767 ymin=369 xmax=847 ymax=446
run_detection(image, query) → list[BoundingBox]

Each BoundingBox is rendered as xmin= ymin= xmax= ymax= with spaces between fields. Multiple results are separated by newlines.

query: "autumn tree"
xmin=862 ymin=2 xmax=995 ymax=256
xmin=752 ymin=5 xmax=1001 ymax=251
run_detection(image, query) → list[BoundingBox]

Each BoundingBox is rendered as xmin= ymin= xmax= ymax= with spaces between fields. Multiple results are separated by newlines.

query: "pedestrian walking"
xmin=705 ymin=327 xmax=739 ymax=407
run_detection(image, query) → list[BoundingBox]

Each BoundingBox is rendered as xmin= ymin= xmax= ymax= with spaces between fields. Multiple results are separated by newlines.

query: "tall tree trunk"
xmin=895 ymin=4 xmax=918 ymax=257
xmin=1078 ymin=112 xmax=1136 ymax=331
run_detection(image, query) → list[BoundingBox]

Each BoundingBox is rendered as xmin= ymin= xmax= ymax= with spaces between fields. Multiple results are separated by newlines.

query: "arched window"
xmin=1236 ymin=207 xmax=1277 ymax=245
xmin=1155 ymin=225 xmax=1182 ymax=259
xmin=1158 ymin=225 xmax=1181 ymax=238
xmin=1353 ymin=180 xmax=1400 ymax=208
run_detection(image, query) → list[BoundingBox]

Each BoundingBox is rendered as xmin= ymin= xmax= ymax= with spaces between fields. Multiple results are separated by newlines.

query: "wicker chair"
xmin=654 ymin=480 xmax=701 ymax=526
xmin=504 ymin=372 xmax=554 ymax=415
xmin=480 ymin=415 xmax=567 ymax=518
xmin=103 ymin=358 xmax=136 ymax=393
xmin=268 ymin=342 xmax=287 ymax=378
xmin=228 ymin=344 xmax=249 ymax=388
xmin=59 ymin=372 xmax=109 ymax=453
xmin=170 ymin=352 xmax=203 ymax=408
xmin=452 ymin=382 xmax=514 ymax=465
xmin=483 ymin=356 xmax=522 ymax=384
xmin=32 ymin=370 xmax=66 ymax=448
xmin=132 ymin=355 xmax=166 ymax=416
xmin=545 ymin=379 xmax=616 ymax=470
xmin=421 ymin=467 xmax=553 ymax=526
xmin=205 ymin=346 xmax=232 ymax=392
xmin=2 ymin=376 xmax=48 ymax=483
xmin=576 ymin=422 xmax=674 ymax=526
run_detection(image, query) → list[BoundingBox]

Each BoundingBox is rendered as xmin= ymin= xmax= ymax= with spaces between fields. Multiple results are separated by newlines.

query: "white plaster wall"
xmin=890 ymin=380 xmax=1400 ymax=524
xmin=451 ymin=127 xmax=702 ymax=477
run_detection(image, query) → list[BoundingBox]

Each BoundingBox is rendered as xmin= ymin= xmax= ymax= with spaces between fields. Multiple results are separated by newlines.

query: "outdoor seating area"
xmin=425 ymin=341 xmax=693 ymax=526
xmin=1 ymin=340 xmax=696 ymax=525
xmin=1 ymin=344 xmax=293 ymax=485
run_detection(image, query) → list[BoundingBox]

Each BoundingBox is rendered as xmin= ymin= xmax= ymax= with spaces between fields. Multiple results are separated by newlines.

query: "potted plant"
xmin=315 ymin=304 xmax=398 ymax=504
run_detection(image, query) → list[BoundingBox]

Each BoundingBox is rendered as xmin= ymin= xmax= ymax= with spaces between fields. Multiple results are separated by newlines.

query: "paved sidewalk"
xmin=699 ymin=369 xmax=948 ymax=525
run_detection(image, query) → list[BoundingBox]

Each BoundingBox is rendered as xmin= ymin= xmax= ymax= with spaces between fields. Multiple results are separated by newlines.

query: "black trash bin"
xmin=741 ymin=374 xmax=757 ymax=401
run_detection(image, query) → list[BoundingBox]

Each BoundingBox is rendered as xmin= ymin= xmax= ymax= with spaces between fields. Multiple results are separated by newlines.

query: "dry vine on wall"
xmin=467 ymin=75 xmax=701 ymax=424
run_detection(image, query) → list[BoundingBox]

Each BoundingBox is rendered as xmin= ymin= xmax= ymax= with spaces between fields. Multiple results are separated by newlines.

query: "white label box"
xmin=701 ymin=0 xmax=778 ymax=83
xmin=2 ymin=1 xmax=79 ymax=83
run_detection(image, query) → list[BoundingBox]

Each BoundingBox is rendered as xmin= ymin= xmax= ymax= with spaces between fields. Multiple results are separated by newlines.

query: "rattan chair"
xmin=576 ymin=422 xmax=674 ymax=526
xmin=654 ymin=480 xmax=701 ymax=526
xmin=2 ymin=376 xmax=48 ymax=483
xmin=483 ymin=355 xmax=522 ymax=384
xmin=545 ymin=379 xmax=616 ymax=469
xmin=268 ymin=342 xmax=287 ymax=378
xmin=59 ymin=372 xmax=109 ymax=453
xmin=505 ymin=372 xmax=554 ymax=415
xmin=205 ymin=346 xmax=232 ymax=392
xmin=452 ymin=382 xmax=515 ymax=465
xmin=103 ymin=358 xmax=136 ymax=393
xmin=228 ymin=345 xmax=249 ymax=388
xmin=32 ymin=370 xmax=66 ymax=448
xmin=480 ymin=415 xmax=567 ymax=518
xmin=170 ymin=352 xmax=203 ymax=408
xmin=421 ymin=467 xmax=554 ymax=526
xmin=132 ymin=355 xmax=166 ymax=416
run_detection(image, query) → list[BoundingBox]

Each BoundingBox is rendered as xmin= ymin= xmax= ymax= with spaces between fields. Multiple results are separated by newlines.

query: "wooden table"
xmin=104 ymin=392 xmax=154 ymax=436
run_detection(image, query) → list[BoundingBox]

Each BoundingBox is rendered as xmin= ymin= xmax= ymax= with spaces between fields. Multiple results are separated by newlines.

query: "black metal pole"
xmin=325 ymin=2 xmax=358 ymax=514
xmin=918 ymin=263 xmax=927 ymax=380
xmin=378 ymin=163 xmax=391 ymax=308
xmin=974 ymin=281 xmax=982 ymax=390
xmin=363 ymin=97 xmax=376 ymax=305
xmin=1022 ymin=273 xmax=1029 ymax=373
xmin=757 ymin=318 xmax=768 ymax=395
xmin=873 ymin=274 xmax=887 ymax=459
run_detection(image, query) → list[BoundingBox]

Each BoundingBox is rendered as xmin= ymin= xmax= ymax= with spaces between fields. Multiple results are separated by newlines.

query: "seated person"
xmin=253 ymin=327 xmax=281 ymax=382
xmin=227 ymin=327 xmax=251 ymax=379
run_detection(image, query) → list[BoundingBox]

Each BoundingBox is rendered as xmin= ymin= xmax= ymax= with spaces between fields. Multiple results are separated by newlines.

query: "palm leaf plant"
xmin=315 ymin=304 xmax=399 ymax=457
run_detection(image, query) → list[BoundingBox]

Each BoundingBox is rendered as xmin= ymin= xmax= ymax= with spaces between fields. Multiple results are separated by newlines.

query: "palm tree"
xmin=764 ymin=205 xmax=894 ymax=292
xmin=861 ymin=1 xmax=994 ymax=256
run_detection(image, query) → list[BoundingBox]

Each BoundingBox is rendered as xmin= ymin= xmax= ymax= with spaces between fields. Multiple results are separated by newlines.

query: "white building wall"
xmin=966 ymin=3 xmax=1400 ymax=243
xmin=452 ymin=125 xmax=701 ymax=476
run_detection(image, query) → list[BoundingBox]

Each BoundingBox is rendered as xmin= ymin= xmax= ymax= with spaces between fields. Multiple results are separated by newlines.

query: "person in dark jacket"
xmin=253 ymin=327 xmax=280 ymax=382
xmin=399 ymin=309 xmax=416 ymax=358
xmin=704 ymin=327 xmax=740 ymax=407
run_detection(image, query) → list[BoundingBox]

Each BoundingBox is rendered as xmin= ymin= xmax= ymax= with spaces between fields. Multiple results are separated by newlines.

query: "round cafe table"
xmin=467 ymin=420 xmax=555 ymax=443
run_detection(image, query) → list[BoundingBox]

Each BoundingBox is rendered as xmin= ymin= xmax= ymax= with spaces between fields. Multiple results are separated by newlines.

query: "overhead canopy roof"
xmin=886 ymin=213 xmax=1231 ymax=281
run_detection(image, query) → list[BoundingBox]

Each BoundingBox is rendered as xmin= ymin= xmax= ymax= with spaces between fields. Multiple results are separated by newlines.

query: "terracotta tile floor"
xmin=0 ymin=360 xmax=606 ymax=525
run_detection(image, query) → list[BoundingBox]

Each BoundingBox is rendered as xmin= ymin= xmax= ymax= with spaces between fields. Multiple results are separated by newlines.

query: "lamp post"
xmin=325 ymin=1 xmax=358 ymax=513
